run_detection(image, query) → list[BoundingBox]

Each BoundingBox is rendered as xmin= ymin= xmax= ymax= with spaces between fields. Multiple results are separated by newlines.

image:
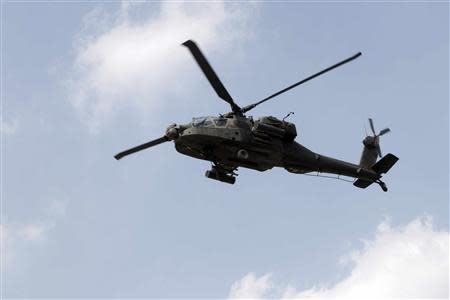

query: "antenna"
xmin=283 ymin=112 xmax=295 ymax=121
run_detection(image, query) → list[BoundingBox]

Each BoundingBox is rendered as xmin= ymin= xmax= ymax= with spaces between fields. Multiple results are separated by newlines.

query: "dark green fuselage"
xmin=173 ymin=115 xmax=379 ymax=182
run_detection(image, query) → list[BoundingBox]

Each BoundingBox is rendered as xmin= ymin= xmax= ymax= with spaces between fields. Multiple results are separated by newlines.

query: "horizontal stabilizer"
xmin=371 ymin=153 xmax=399 ymax=174
xmin=353 ymin=153 xmax=398 ymax=190
xmin=353 ymin=178 xmax=373 ymax=189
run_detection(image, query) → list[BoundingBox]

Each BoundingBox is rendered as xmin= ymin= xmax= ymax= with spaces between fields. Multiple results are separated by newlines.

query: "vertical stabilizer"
xmin=354 ymin=119 xmax=396 ymax=192
xmin=359 ymin=118 xmax=390 ymax=168
xmin=359 ymin=137 xmax=378 ymax=168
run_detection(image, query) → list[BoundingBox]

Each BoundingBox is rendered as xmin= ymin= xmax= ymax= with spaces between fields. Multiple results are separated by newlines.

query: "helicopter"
xmin=115 ymin=40 xmax=398 ymax=192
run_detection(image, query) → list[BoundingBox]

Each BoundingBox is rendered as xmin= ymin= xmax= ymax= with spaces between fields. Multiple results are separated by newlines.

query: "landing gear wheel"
xmin=379 ymin=181 xmax=388 ymax=192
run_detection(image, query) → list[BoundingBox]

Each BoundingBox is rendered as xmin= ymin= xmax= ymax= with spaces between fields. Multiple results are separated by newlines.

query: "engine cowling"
xmin=252 ymin=116 xmax=297 ymax=141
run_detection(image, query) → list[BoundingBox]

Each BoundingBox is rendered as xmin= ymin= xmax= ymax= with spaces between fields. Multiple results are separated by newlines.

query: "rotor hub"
xmin=165 ymin=124 xmax=179 ymax=140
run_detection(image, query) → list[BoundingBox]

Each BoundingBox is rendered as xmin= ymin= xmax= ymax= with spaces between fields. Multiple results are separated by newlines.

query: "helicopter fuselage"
xmin=172 ymin=115 xmax=380 ymax=182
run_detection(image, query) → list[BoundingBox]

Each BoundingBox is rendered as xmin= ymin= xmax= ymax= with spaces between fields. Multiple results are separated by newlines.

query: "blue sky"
xmin=2 ymin=1 xmax=448 ymax=298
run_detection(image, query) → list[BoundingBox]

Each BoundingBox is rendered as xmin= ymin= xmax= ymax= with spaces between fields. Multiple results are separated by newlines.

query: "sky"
xmin=1 ymin=1 xmax=449 ymax=298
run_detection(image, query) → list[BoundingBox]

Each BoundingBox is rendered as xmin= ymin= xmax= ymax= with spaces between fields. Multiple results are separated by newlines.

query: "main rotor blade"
xmin=241 ymin=52 xmax=362 ymax=114
xmin=182 ymin=40 xmax=241 ymax=113
xmin=114 ymin=136 xmax=169 ymax=160
xmin=379 ymin=128 xmax=391 ymax=136
xmin=368 ymin=118 xmax=376 ymax=136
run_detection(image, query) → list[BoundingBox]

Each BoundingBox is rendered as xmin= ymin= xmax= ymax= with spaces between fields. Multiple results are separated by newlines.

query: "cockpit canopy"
xmin=190 ymin=115 xmax=297 ymax=141
xmin=192 ymin=116 xmax=228 ymax=128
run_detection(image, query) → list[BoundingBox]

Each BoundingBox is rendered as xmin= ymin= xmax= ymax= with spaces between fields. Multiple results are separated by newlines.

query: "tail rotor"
xmin=366 ymin=118 xmax=390 ymax=158
xmin=356 ymin=118 xmax=398 ymax=192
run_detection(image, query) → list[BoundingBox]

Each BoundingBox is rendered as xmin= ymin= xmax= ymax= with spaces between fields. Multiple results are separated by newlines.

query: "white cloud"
xmin=67 ymin=1 xmax=256 ymax=132
xmin=1 ymin=118 xmax=19 ymax=135
xmin=1 ymin=196 xmax=69 ymax=271
xmin=18 ymin=223 xmax=47 ymax=241
xmin=1 ymin=223 xmax=10 ymax=267
xmin=228 ymin=216 xmax=449 ymax=299
xmin=1 ymin=222 xmax=48 ymax=271
xmin=46 ymin=197 xmax=69 ymax=218
xmin=229 ymin=273 xmax=274 ymax=299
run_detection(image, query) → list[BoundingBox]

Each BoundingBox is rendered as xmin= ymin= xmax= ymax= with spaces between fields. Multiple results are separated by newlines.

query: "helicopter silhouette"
xmin=115 ymin=40 xmax=398 ymax=191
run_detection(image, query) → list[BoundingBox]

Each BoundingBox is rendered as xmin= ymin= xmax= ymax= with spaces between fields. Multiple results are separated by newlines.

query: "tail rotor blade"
xmin=379 ymin=128 xmax=391 ymax=136
xmin=368 ymin=118 xmax=376 ymax=136
xmin=374 ymin=136 xmax=382 ymax=157
xmin=114 ymin=136 xmax=169 ymax=160
xmin=182 ymin=40 xmax=241 ymax=113
xmin=377 ymin=144 xmax=383 ymax=158
xmin=365 ymin=120 xmax=389 ymax=158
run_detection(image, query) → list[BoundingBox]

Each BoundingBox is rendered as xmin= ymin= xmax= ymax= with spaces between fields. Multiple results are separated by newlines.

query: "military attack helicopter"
xmin=115 ymin=40 xmax=398 ymax=191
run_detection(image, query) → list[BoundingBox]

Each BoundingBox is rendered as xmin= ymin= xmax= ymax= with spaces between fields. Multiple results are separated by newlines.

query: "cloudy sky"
xmin=2 ymin=1 xmax=449 ymax=298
